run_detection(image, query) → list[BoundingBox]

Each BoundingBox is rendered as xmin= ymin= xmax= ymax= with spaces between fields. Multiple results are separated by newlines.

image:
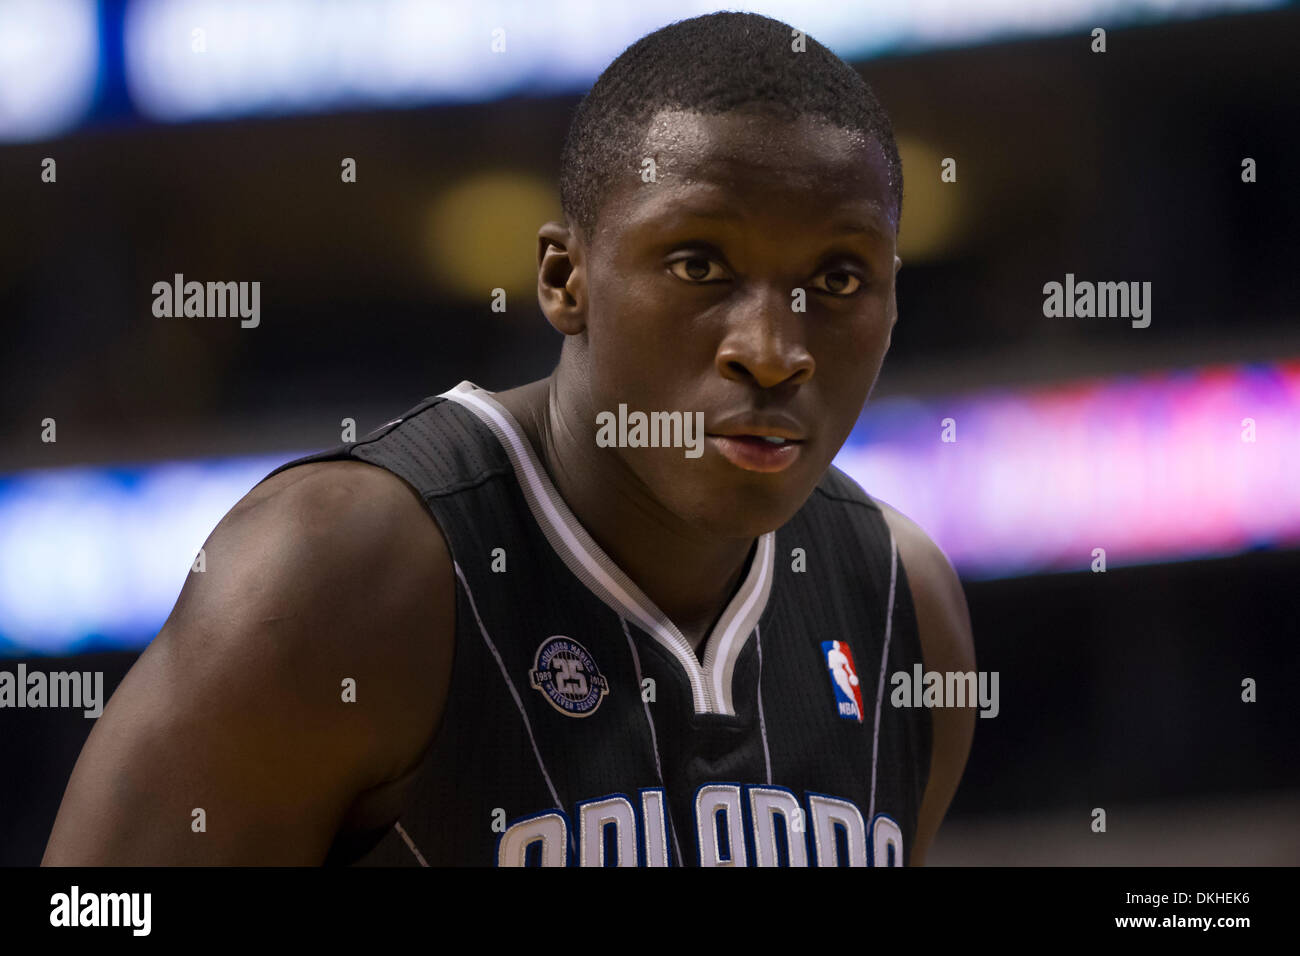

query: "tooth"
xmin=762 ymin=436 xmax=786 ymax=444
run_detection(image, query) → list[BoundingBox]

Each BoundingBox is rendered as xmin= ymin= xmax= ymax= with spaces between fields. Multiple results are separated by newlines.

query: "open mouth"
xmin=707 ymin=434 xmax=805 ymax=473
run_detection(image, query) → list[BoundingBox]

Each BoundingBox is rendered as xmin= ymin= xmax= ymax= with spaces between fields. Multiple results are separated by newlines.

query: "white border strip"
xmin=440 ymin=381 xmax=774 ymax=716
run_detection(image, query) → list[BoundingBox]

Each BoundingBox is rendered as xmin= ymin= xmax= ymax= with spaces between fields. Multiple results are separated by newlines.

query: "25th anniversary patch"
xmin=529 ymin=636 xmax=609 ymax=717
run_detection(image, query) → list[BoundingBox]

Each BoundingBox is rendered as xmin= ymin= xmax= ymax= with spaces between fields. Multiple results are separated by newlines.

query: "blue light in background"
xmin=0 ymin=0 xmax=100 ymax=142
xmin=121 ymin=0 xmax=1283 ymax=123
xmin=0 ymin=0 xmax=1282 ymax=142
xmin=3 ymin=360 xmax=1299 ymax=656
xmin=0 ymin=453 xmax=299 ymax=657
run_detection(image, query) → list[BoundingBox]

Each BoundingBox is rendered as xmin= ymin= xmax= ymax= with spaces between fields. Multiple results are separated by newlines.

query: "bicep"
xmin=42 ymin=536 xmax=368 ymax=865
xmin=42 ymin=619 xmax=357 ymax=865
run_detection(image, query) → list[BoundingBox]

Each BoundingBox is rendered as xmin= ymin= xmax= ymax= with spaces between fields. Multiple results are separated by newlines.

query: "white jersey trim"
xmin=439 ymin=380 xmax=774 ymax=716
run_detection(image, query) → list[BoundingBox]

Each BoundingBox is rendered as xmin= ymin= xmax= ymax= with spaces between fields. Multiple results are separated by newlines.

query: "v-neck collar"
xmin=439 ymin=380 xmax=775 ymax=716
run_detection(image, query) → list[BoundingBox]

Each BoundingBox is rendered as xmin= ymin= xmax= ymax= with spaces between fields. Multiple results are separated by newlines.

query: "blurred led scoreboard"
xmin=0 ymin=0 xmax=1282 ymax=142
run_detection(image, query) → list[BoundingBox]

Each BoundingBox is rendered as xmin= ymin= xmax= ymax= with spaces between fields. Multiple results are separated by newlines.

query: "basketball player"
xmin=44 ymin=12 xmax=974 ymax=867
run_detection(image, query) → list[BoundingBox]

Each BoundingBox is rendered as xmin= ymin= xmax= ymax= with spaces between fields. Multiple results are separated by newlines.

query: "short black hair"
xmin=558 ymin=11 xmax=903 ymax=246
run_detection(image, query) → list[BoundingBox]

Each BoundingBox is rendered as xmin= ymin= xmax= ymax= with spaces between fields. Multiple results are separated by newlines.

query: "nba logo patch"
xmin=529 ymin=636 xmax=609 ymax=717
xmin=821 ymin=640 xmax=864 ymax=722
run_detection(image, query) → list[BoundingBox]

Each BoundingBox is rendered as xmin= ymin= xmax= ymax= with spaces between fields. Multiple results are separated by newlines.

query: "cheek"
xmin=814 ymin=308 xmax=891 ymax=378
xmin=811 ymin=315 xmax=892 ymax=439
xmin=587 ymin=264 xmax=659 ymax=352
xmin=587 ymin=278 xmax=704 ymax=399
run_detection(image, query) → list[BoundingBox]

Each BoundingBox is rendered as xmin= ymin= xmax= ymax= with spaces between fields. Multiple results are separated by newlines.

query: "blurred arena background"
xmin=1 ymin=0 xmax=1298 ymax=865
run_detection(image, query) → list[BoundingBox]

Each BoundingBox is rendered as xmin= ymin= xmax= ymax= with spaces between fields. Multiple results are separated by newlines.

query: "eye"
xmin=668 ymin=256 xmax=728 ymax=283
xmin=809 ymin=269 xmax=863 ymax=296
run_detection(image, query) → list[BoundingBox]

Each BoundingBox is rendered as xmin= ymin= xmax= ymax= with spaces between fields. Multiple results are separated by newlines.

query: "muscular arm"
xmin=42 ymin=461 xmax=454 ymax=865
xmin=878 ymin=500 xmax=976 ymax=867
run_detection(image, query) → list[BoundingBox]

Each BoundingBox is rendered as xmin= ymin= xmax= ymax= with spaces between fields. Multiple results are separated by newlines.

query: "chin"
xmin=670 ymin=474 xmax=814 ymax=539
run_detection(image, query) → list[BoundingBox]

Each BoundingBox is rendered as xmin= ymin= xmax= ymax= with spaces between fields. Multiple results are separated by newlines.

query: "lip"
xmin=703 ymin=411 xmax=809 ymax=472
xmin=707 ymin=434 xmax=804 ymax=473
xmin=708 ymin=412 xmax=807 ymax=442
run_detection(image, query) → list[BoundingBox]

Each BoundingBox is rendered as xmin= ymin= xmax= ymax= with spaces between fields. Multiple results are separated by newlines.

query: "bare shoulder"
xmin=43 ymin=458 xmax=455 ymax=864
xmin=184 ymin=458 xmax=458 ymax=775
xmin=874 ymin=498 xmax=976 ymax=866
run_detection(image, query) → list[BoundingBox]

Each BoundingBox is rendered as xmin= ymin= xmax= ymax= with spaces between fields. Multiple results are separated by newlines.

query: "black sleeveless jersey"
xmin=263 ymin=381 xmax=931 ymax=867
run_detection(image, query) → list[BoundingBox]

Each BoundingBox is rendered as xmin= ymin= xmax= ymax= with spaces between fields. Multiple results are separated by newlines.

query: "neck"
xmin=495 ymin=371 xmax=756 ymax=652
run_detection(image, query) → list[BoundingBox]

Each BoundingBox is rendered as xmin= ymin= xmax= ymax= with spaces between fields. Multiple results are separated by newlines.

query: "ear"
xmin=537 ymin=221 xmax=586 ymax=336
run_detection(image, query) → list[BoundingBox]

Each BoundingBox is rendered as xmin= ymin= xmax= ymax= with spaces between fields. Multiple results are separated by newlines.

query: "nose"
xmin=714 ymin=287 xmax=815 ymax=389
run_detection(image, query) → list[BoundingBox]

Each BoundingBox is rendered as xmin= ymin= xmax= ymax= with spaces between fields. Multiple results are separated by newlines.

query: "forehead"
xmin=597 ymin=107 xmax=896 ymax=242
